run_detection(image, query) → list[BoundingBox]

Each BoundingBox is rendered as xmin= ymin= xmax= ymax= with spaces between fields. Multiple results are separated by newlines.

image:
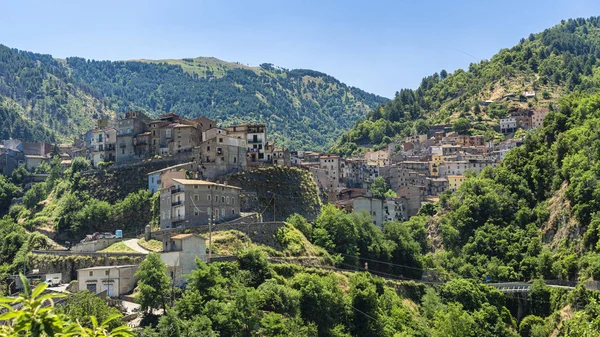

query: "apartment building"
xmin=116 ymin=111 xmax=151 ymax=163
xmin=159 ymin=178 xmax=241 ymax=230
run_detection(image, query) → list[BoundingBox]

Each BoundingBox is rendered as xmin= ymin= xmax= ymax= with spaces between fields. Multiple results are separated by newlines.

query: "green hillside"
xmin=0 ymin=45 xmax=386 ymax=149
xmin=0 ymin=45 xmax=114 ymax=142
xmin=332 ymin=16 xmax=600 ymax=155
xmin=64 ymin=57 xmax=388 ymax=150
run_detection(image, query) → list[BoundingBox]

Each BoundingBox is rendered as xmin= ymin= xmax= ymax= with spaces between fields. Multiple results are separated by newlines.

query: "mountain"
xmin=332 ymin=16 xmax=600 ymax=155
xmin=0 ymin=45 xmax=387 ymax=150
xmin=0 ymin=46 xmax=114 ymax=143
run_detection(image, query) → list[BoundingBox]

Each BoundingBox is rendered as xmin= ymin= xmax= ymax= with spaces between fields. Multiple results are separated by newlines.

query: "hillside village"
xmin=0 ymin=100 xmax=551 ymax=232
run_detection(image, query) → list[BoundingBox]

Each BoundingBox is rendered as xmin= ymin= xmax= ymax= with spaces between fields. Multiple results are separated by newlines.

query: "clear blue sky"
xmin=1 ymin=0 xmax=599 ymax=98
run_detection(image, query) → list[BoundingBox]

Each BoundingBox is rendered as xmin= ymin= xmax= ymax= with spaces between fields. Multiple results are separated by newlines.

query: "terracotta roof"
xmin=171 ymin=178 xmax=242 ymax=190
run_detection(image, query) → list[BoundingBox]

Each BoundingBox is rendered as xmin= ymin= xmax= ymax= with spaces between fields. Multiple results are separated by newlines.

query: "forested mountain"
xmin=0 ymin=45 xmax=386 ymax=149
xmin=64 ymin=57 xmax=387 ymax=149
xmin=0 ymin=45 xmax=113 ymax=142
xmin=332 ymin=16 xmax=600 ymax=155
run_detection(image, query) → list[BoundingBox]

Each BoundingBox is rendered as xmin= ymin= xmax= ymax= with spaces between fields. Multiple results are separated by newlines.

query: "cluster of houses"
xmin=500 ymin=108 xmax=549 ymax=134
xmin=0 ymin=140 xmax=69 ymax=175
xmin=291 ymin=122 xmax=538 ymax=226
xmin=71 ymin=111 xmax=290 ymax=179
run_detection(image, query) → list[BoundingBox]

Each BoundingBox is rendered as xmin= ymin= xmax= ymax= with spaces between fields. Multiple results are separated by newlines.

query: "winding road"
xmin=122 ymin=239 xmax=150 ymax=254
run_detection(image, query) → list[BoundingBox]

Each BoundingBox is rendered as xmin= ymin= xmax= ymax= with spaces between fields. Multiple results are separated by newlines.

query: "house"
xmin=353 ymin=196 xmax=385 ymax=227
xmin=192 ymin=132 xmax=248 ymax=179
xmin=448 ymin=175 xmax=467 ymax=192
xmin=147 ymin=162 xmax=197 ymax=193
xmin=116 ymin=111 xmax=151 ymax=163
xmin=532 ymin=109 xmax=549 ymax=129
xmin=159 ymin=178 xmax=241 ymax=230
xmin=524 ymin=91 xmax=536 ymax=98
xmin=160 ymin=234 xmax=207 ymax=286
xmin=77 ymin=265 xmax=138 ymax=297
xmin=500 ymin=117 xmax=517 ymax=134
xmin=225 ymin=124 xmax=269 ymax=163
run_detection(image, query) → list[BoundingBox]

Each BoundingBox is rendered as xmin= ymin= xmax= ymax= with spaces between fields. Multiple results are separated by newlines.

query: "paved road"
xmin=123 ymin=239 xmax=150 ymax=254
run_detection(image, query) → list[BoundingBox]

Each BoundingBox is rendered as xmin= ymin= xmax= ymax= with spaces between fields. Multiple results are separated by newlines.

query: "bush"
xmin=286 ymin=213 xmax=312 ymax=239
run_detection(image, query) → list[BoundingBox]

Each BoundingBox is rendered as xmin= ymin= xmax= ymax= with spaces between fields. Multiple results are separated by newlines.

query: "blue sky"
xmin=1 ymin=0 xmax=599 ymax=98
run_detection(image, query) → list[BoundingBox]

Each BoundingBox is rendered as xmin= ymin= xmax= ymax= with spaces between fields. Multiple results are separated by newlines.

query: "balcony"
xmin=171 ymin=187 xmax=184 ymax=194
xmin=119 ymin=143 xmax=127 ymax=148
xmin=172 ymin=215 xmax=185 ymax=223
xmin=172 ymin=200 xmax=184 ymax=206
xmin=247 ymin=139 xmax=263 ymax=144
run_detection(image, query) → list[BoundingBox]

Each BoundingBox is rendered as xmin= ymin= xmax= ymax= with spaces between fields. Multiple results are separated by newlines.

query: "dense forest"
xmin=64 ymin=58 xmax=387 ymax=150
xmin=0 ymin=45 xmax=113 ymax=142
xmin=332 ymin=16 xmax=600 ymax=155
xmin=0 ymin=43 xmax=387 ymax=149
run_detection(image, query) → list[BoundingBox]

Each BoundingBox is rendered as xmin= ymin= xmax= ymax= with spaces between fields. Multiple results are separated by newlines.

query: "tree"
xmin=237 ymin=248 xmax=273 ymax=287
xmin=286 ymin=213 xmax=312 ymax=240
xmin=135 ymin=252 xmax=171 ymax=312
xmin=453 ymin=118 xmax=472 ymax=135
xmin=0 ymin=275 xmax=134 ymax=337
xmin=414 ymin=119 xmax=430 ymax=134
xmin=369 ymin=176 xmax=389 ymax=199
xmin=56 ymin=291 xmax=123 ymax=330
xmin=440 ymin=69 xmax=448 ymax=80
xmin=0 ymin=175 xmax=22 ymax=214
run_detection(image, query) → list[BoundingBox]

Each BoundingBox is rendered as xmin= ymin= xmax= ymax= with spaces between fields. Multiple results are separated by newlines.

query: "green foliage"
xmin=55 ymin=291 xmax=123 ymax=330
xmin=333 ymin=17 xmax=600 ymax=154
xmin=135 ymin=252 xmax=171 ymax=312
xmin=453 ymin=118 xmax=472 ymax=135
xmin=237 ymin=248 xmax=273 ymax=287
xmin=0 ymin=175 xmax=22 ymax=215
xmin=0 ymin=275 xmax=133 ymax=336
xmin=286 ymin=213 xmax=312 ymax=240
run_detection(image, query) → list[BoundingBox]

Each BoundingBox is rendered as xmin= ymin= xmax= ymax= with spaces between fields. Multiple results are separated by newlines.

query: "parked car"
xmin=45 ymin=277 xmax=60 ymax=286
xmin=103 ymin=232 xmax=117 ymax=239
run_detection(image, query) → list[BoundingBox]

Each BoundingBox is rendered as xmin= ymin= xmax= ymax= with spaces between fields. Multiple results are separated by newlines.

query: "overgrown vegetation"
xmin=332 ymin=17 xmax=600 ymax=155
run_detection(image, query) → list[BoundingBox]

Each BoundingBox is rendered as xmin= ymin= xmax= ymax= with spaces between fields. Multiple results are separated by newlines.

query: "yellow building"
xmin=448 ymin=175 xmax=466 ymax=192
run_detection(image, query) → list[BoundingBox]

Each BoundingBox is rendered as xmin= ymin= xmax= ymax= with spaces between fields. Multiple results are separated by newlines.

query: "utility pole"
xmin=208 ymin=185 xmax=213 ymax=263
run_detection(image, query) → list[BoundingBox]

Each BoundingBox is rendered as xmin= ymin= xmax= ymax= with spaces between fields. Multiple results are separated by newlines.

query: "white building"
xmin=77 ymin=265 xmax=138 ymax=297
xmin=160 ymin=234 xmax=207 ymax=286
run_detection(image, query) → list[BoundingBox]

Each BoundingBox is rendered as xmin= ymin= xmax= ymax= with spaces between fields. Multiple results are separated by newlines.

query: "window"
xmin=226 ymin=196 xmax=229 ymax=204
xmin=207 ymin=195 xmax=211 ymax=201
xmin=194 ymin=185 xmax=199 ymax=189
xmin=222 ymin=196 xmax=225 ymax=203
xmin=219 ymin=138 xmax=223 ymax=143
xmin=194 ymin=194 xmax=199 ymax=201
xmin=127 ymin=128 xmax=130 ymax=133
xmin=194 ymin=208 xmax=199 ymax=216
xmin=105 ymin=270 xmax=110 ymax=276
xmin=89 ymin=271 xmax=93 ymax=277
xmin=221 ymin=208 xmax=225 ymax=217
xmin=215 ymin=195 xmax=219 ymax=202
xmin=232 ymin=197 xmax=235 ymax=205
xmin=232 ymin=209 xmax=235 ymax=215
xmin=207 ymin=146 xmax=211 ymax=152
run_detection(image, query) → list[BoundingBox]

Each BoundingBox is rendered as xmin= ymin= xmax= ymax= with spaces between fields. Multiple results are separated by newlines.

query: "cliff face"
xmin=223 ymin=166 xmax=322 ymax=221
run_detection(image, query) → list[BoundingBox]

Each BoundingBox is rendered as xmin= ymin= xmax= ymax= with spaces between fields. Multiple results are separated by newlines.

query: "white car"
xmin=45 ymin=278 xmax=60 ymax=286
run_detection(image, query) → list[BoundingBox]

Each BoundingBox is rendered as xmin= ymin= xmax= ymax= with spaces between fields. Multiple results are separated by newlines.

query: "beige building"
xmin=448 ymin=175 xmax=467 ymax=192
xmin=225 ymin=124 xmax=269 ymax=162
xmin=159 ymin=178 xmax=241 ymax=230
xmin=161 ymin=234 xmax=207 ymax=286
xmin=77 ymin=265 xmax=138 ymax=297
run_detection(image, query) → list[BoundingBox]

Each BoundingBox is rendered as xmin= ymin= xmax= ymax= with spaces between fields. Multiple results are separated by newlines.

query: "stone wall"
xmin=29 ymin=253 xmax=144 ymax=283
xmin=71 ymin=238 xmax=121 ymax=253
xmin=150 ymin=221 xmax=285 ymax=250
